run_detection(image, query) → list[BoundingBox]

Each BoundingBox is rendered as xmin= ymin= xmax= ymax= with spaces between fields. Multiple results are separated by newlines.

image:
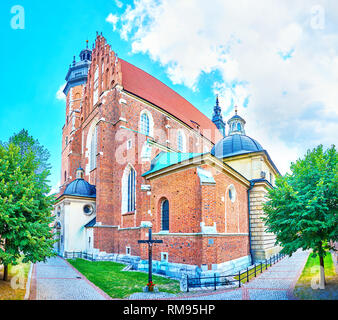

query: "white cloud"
xmin=106 ymin=13 xmax=119 ymax=31
xmin=56 ymin=83 xmax=66 ymax=101
xmin=110 ymin=0 xmax=338 ymax=174
xmin=114 ymin=0 xmax=123 ymax=8
xmin=48 ymin=181 xmax=61 ymax=196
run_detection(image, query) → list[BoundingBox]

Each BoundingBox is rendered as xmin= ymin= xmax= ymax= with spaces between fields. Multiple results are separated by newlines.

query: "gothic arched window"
xmin=228 ymin=185 xmax=236 ymax=203
xmin=161 ymin=199 xmax=169 ymax=231
xmin=127 ymin=168 xmax=136 ymax=212
xmin=140 ymin=112 xmax=150 ymax=136
xmin=177 ymin=130 xmax=186 ymax=152
xmin=93 ymin=67 xmax=99 ymax=105
xmin=90 ymin=126 xmax=97 ymax=171
xmin=122 ymin=165 xmax=136 ymax=213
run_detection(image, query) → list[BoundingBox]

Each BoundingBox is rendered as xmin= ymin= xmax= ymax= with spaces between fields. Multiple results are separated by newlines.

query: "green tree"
xmin=263 ymin=145 xmax=338 ymax=288
xmin=1 ymin=129 xmax=51 ymax=174
xmin=0 ymin=143 xmax=55 ymax=281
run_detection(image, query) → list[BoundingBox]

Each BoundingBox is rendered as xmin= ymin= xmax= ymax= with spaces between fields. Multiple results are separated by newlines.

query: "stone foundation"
xmin=63 ymin=250 xmax=251 ymax=279
xmin=252 ymin=246 xmax=282 ymax=261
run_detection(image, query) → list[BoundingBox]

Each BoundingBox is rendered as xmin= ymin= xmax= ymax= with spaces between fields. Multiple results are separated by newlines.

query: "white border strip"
xmin=24 ymin=263 xmax=33 ymax=300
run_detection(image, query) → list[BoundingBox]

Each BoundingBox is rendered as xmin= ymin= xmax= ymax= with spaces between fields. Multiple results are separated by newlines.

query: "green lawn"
xmin=234 ymin=263 xmax=272 ymax=284
xmin=294 ymin=251 xmax=338 ymax=300
xmin=67 ymin=259 xmax=181 ymax=299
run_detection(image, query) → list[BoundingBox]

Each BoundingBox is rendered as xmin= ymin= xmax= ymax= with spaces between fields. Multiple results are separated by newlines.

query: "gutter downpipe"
xmin=247 ymin=180 xmax=255 ymax=265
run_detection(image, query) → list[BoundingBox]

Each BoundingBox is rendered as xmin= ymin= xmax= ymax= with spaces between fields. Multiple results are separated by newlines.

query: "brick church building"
xmin=53 ymin=34 xmax=281 ymax=278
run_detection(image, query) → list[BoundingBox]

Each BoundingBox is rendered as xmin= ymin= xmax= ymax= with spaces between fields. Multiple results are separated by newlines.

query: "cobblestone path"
xmin=173 ymin=250 xmax=310 ymax=300
xmin=30 ymin=251 xmax=309 ymax=300
xmin=29 ymin=256 xmax=111 ymax=300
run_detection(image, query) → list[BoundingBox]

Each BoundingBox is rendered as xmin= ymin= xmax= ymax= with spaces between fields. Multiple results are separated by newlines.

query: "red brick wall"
xmin=149 ymin=236 xmax=203 ymax=265
xmin=60 ymin=35 xmax=250 ymax=268
xmin=149 ymin=168 xmax=202 ymax=234
xmin=201 ymin=236 xmax=249 ymax=267
xmin=198 ymin=165 xmax=249 ymax=234
xmin=113 ymin=228 xmax=142 ymax=257
xmin=93 ymin=226 xmax=115 ymax=253
xmin=201 ymin=184 xmax=216 ymax=227
xmin=139 ymin=234 xmax=249 ymax=267
xmin=60 ymin=85 xmax=84 ymax=191
xmin=142 ymin=165 xmax=250 ymax=266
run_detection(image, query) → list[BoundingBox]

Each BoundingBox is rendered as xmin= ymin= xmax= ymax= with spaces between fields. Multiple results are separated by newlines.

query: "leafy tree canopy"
xmin=264 ymin=144 xmax=338 ymax=258
xmin=0 ymin=140 xmax=55 ymax=280
xmin=1 ymin=129 xmax=51 ymax=174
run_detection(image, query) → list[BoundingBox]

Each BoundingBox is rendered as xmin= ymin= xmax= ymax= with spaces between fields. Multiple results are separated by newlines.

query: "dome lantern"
xmin=211 ymin=107 xmax=263 ymax=159
xmin=79 ymin=40 xmax=92 ymax=62
xmin=227 ymin=106 xmax=246 ymax=136
xmin=76 ymin=167 xmax=85 ymax=179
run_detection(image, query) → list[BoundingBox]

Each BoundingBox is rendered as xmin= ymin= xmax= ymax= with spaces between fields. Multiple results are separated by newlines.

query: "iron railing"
xmin=186 ymin=252 xmax=285 ymax=292
xmin=66 ymin=251 xmax=95 ymax=261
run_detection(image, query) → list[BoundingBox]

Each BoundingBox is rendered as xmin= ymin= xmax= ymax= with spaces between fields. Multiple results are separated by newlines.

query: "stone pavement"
xmin=29 ymin=256 xmax=111 ymax=300
xmin=169 ymin=250 xmax=310 ymax=300
xmin=29 ymin=251 xmax=309 ymax=300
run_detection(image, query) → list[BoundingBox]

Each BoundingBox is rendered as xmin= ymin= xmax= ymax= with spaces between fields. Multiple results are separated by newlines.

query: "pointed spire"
xmin=235 ymin=105 xmax=238 ymax=115
xmin=212 ymin=94 xmax=226 ymax=137
xmin=64 ymin=40 xmax=92 ymax=96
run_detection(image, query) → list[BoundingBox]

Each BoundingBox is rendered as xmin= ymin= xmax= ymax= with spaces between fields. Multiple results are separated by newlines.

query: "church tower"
xmin=212 ymin=95 xmax=226 ymax=137
xmin=60 ymin=42 xmax=92 ymax=188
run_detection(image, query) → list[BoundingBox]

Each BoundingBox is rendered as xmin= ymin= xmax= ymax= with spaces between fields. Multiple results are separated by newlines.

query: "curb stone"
xmin=24 ymin=263 xmax=33 ymax=300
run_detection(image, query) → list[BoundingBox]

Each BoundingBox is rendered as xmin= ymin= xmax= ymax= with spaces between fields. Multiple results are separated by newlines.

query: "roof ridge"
xmin=120 ymin=59 xmax=196 ymax=107
xmin=119 ymin=58 xmax=222 ymax=143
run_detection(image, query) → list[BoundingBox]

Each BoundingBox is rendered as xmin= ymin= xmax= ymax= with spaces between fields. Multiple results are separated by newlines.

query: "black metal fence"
xmin=66 ymin=251 xmax=95 ymax=261
xmin=186 ymin=252 xmax=285 ymax=292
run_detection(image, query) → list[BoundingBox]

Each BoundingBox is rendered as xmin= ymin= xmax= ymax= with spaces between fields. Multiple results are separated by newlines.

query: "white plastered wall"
xmin=57 ymin=197 xmax=96 ymax=253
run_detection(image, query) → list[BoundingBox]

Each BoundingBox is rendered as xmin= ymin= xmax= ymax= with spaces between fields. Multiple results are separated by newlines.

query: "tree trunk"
xmin=319 ymin=255 xmax=325 ymax=289
xmin=3 ymin=265 xmax=8 ymax=281
xmin=2 ymin=237 xmax=9 ymax=281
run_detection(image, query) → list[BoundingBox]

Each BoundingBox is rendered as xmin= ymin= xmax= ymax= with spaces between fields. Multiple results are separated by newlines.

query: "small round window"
xmin=83 ymin=204 xmax=94 ymax=216
xmin=228 ymin=185 xmax=236 ymax=203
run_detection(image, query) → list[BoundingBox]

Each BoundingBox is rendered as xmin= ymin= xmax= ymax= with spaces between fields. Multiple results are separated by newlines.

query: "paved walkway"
xmin=171 ymin=250 xmax=310 ymax=300
xmin=29 ymin=256 xmax=111 ymax=300
xmin=127 ymin=250 xmax=309 ymax=300
xmin=30 ymin=251 xmax=309 ymax=300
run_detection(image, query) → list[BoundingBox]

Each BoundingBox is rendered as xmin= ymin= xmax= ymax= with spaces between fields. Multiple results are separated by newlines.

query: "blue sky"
xmin=1 ymin=0 xmax=338 ymax=191
xmin=0 ymin=0 xmax=219 ymax=190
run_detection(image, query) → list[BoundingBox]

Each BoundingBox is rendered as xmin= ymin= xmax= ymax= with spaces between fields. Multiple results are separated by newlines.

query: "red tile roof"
xmin=120 ymin=59 xmax=222 ymax=143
